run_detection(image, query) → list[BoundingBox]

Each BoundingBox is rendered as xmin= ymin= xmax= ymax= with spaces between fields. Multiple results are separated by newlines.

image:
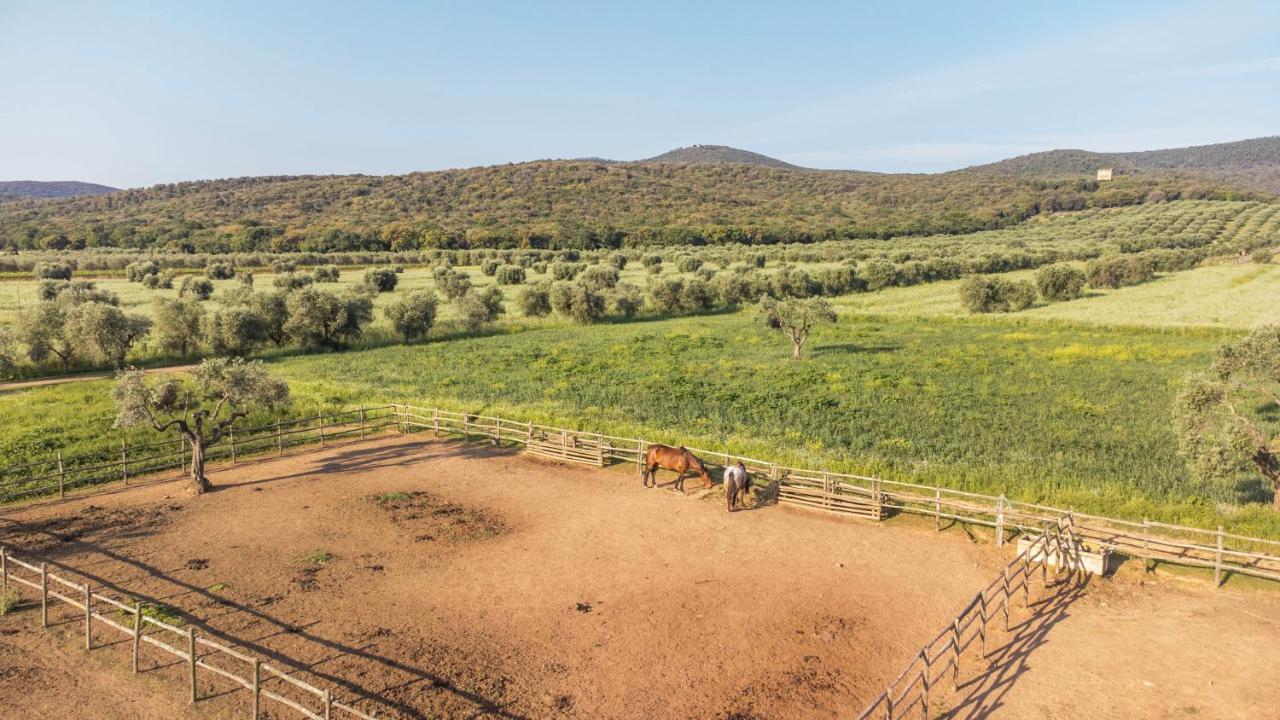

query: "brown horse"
xmin=642 ymin=444 xmax=712 ymax=491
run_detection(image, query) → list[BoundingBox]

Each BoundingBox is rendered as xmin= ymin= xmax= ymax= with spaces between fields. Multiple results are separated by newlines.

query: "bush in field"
xmin=494 ymin=265 xmax=526 ymax=285
xmin=694 ymin=266 xmax=717 ymax=282
xmin=33 ymin=261 xmax=73 ymax=281
xmin=515 ymin=283 xmax=552 ymax=317
xmin=549 ymin=281 xmax=606 ymax=324
xmin=1036 ymin=263 xmax=1087 ymax=301
xmin=531 ymin=261 xmax=548 ymax=275
xmin=284 ymin=288 xmax=373 ymax=349
xmin=126 ymin=260 xmax=161 ymax=282
xmin=205 ymin=262 xmax=235 ymax=280
xmin=770 ymin=266 xmax=818 ymax=298
xmin=579 ymin=264 xmax=619 ymax=290
xmin=612 ymin=282 xmax=643 ymax=318
xmin=759 ymin=296 xmax=837 ymax=360
xmin=645 ymin=276 xmax=685 ymax=315
xmin=65 ymin=301 xmax=151 ymax=369
xmin=209 ymin=306 xmax=268 ymax=357
xmin=1176 ymin=326 xmax=1280 ymax=508
xmin=860 ymin=259 xmax=899 ymax=291
xmin=271 ymin=260 xmax=298 ymax=274
xmin=641 ymin=254 xmax=663 ymax=269
xmin=680 ymin=277 xmax=718 ymax=311
xmin=550 ymin=262 xmax=584 ymax=281
xmin=363 ymin=267 xmax=399 ymax=294
xmin=481 ymin=259 xmax=500 ymax=276
xmin=1253 ymin=248 xmax=1274 ymax=264
xmin=607 ymin=253 xmax=628 ymax=270
xmin=273 ymin=272 xmax=313 ymax=291
xmin=1086 ymin=255 xmax=1155 ymax=289
xmin=676 ymin=255 xmax=703 ymax=273
xmin=434 ymin=266 xmax=472 ymax=300
xmin=179 ymin=276 xmax=215 ymax=301
xmin=142 ymin=271 xmax=175 ymax=289
xmin=238 ymin=271 xmax=255 ymax=287
xmin=454 ymin=287 xmax=505 ymax=331
xmin=312 ymin=265 xmax=340 ymax=282
xmin=712 ymin=270 xmax=765 ymax=306
xmin=57 ymin=280 xmax=117 ymax=306
xmin=960 ymin=276 xmax=1036 ymax=313
xmin=753 ymin=253 xmax=767 ymax=269
xmin=153 ymin=297 xmax=206 ymax=359
xmin=384 ymin=289 xmax=439 ymax=342
xmin=37 ymin=280 xmax=68 ymax=301
xmin=814 ymin=266 xmax=861 ymax=296
xmin=0 ymin=325 xmax=16 ymax=376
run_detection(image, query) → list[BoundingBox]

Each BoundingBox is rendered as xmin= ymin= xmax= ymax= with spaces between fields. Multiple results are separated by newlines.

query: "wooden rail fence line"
xmin=0 ymin=546 xmax=380 ymax=720
xmin=855 ymin=517 xmax=1086 ymax=720
xmin=394 ymin=404 xmax=1280 ymax=587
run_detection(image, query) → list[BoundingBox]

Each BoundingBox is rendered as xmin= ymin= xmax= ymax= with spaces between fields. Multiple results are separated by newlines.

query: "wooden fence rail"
xmin=393 ymin=404 xmax=1280 ymax=587
xmin=0 ymin=546 xmax=379 ymax=720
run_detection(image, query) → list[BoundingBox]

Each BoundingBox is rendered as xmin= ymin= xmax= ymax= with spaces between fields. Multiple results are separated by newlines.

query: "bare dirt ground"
xmin=1 ymin=433 xmax=1279 ymax=719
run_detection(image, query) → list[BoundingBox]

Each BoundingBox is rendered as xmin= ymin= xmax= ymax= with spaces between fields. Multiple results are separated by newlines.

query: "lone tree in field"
xmin=759 ymin=296 xmax=837 ymax=360
xmin=1176 ymin=325 xmax=1280 ymax=509
xmin=113 ymin=358 xmax=290 ymax=494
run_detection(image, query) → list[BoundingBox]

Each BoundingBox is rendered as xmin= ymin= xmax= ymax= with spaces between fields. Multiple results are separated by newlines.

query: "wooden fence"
xmin=854 ymin=516 xmax=1085 ymax=719
xmin=0 ymin=405 xmax=400 ymax=503
xmin=394 ymin=404 xmax=1280 ymax=586
xmin=0 ymin=546 xmax=379 ymax=720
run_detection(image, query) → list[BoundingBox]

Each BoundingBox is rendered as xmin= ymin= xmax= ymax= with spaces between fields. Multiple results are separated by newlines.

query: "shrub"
xmin=959 ymin=276 xmax=1037 ymax=313
xmin=694 ymin=266 xmax=717 ymax=282
xmin=153 ymin=297 xmax=207 ymax=359
xmin=607 ymin=253 xmax=628 ymax=270
xmin=179 ymin=276 xmax=214 ymax=301
xmin=550 ymin=262 xmax=584 ymax=281
xmin=33 ymin=261 xmax=73 ymax=281
xmin=312 ymin=265 xmax=340 ymax=282
xmin=580 ymin=264 xmax=619 ymax=290
xmin=284 ymin=288 xmax=373 ymax=348
xmin=712 ymin=270 xmax=764 ymax=306
xmin=1086 ymin=255 xmax=1155 ymax=289
xmin=454 ymin=287 xmax=505 ymax=331
xmin=641 ymin=254 xmax=663 ymax=268
xmin=494 ymin=265 xmax=526 ymax=285
xmin=645 ymin=276 xmax=685 ymax=315
xmin=531 ymin=261 xmax=548 ymax=275
xmin=209 ymin=306 xmax=268 ymax=357
xmin=515 ymin=283 xmax=552 ymax=317
xmin=612 ymin=282 xmax=643 ymax=318
xmin=434 ymin=266 xmax=472 ymax=299
xmin=753 ymin=253 xmax=767 ymax=269
xmin=676 ymin=255 xmax=703 ymax=273
xmin=814 ymin=266 xmax=861 ymax=296
xmin=481 ymin=259 xmax=500 ymax=276
xmin=860 ymin=259 xmax=899 ymax=291
xmin=1035 ymin=263 xmax=1087 ymax=302
xmin=273 ymin=272 xmax=314 ymax=291
xmin=205 ymin=262 xmax=235 ymax=280
xmin=549 ymin=281 xmax=607 ymax=324
xmin=1252 ymin=248 xmax=1273 ymax=264
xmin=362 ymin=267 xmax=399 ymax=293
xmin=770 ymin=266 xmax=818 ymax=298
xmin=37 ymin=280 xmax=68 ymax=301
xmin=384 ymin=289 xmax=439 ymax=341
xmin=126 ymin=260 xmax=160 ymax=282
xmin=271 ymin=260 xmax=298 ymax=274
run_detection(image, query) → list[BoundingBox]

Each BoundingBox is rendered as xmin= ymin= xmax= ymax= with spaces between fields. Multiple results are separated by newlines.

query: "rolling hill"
xmin=971 ymin=136 xmax=1280 ymax=193
xmin=640 ymin=144 xmax=801 ymax=169
xmin=0 ymin=180 xmax=118 ymax=200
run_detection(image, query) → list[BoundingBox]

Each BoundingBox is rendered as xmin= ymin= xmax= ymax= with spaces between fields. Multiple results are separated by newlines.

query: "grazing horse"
xmin=642 ymin=444 xmax=712 ymax=491
xmin=724 ymin=461 xmax=751 ymax=512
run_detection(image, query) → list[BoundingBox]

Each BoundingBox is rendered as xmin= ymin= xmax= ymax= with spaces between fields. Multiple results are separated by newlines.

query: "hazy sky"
xmin=1 ymin=0 xmax=1277 ymax=187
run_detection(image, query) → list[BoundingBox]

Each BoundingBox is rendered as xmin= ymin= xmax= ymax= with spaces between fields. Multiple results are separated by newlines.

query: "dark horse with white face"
xmin=642 ymin=444 xmax=712 ymax=491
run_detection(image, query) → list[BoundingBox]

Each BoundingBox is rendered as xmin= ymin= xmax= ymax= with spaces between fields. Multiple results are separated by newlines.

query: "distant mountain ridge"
xmin=0 ymin=180 xmax=118 ymax=200
xmin=970 ymin=136 xmax=1280 ymax=193
xmin=640 ymin=144 xmax=802 ymax=169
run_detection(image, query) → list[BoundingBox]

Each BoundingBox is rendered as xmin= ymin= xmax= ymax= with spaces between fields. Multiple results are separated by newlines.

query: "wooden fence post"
xmin=1215 ymin=526 xmax=1224 ymax=588
xmin=252 ymin=658 xmax=261 ymax=719
xmin=83 ymin=583 xmax=92 ymax=650
xmin=934 ymin=486 xmax=941 ymax=532
xmin=1141 ymin=518 xmax=1151 ymax=571
xmin=920 ymin=649 xmax=930 ymax=718
xmin=275 ymin=419 xmax=283 ymax=456
xmin=359 ymin=405 xmax=366 ymax=440
xmin=463 ymin=415 xmax=470 ymax=440
xmin=230 ymin=429 xmax=237 ymax=463
xmin=951 ymin=618 xmax=961 ymax=686
xmin=433 ymin=408 xmax=440 ymax=437
xmin=121 ymin=440 xmax=129 ymax=485
xmin=994 ymin=496 xmax=1006 ymax=547
xmin=493 ymin=419 xmax=501 ymax=446
xmin=0 ymin=546 xmax=7 ymax=599
xmin=132 ymin=602 xmax=142 ymax=673
xmin=319 ymin=420 xmax=325 ymax=447
xmin=324 ymin=689 xmax=333 ymax=720
xmin=188 ymin=627 xmax=198 ymax=703
xmin=884 ymin=686 xmax=893 ymax=719
xmin=57 ymin=452 xmax=66 ymax=499
xmin=40 ymin=562 xmax=48 ymax=627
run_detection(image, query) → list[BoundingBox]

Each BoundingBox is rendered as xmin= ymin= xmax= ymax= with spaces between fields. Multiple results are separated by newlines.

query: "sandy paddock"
xmin=1 ymin=434 xmax=1278 ymax=719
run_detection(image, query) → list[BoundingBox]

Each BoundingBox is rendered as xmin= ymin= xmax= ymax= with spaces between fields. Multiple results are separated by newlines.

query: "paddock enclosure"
xmin=3 ymin=434 xmax=1280 ymax=719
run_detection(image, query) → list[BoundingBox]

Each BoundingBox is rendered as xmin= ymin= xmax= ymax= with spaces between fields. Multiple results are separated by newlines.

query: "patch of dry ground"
xmin=1 ymin=434 xmax=1278 ymax=719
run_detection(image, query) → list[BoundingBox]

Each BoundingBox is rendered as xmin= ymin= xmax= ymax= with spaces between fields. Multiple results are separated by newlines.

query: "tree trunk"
xmin=792 ymin=338 xmax=803 ymax=360
xmin=189 ymin=437 xmax=212 ymax=495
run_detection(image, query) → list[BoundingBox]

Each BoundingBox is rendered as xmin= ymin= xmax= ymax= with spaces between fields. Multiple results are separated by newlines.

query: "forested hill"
xmin=971 ymin=136 xmax=1280 ymax=193
xmin=0 ymin=180 xmax=118 ymax=200
xmin=0 ymin=160 xmax=1259 ymax=253
xmin=640 ymin=144 xmax=801 ymax=169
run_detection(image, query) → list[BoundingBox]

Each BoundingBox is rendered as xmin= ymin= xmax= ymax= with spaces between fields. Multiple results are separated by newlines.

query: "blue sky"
xmin=1 ymin=0 xmax=1277 ymax=187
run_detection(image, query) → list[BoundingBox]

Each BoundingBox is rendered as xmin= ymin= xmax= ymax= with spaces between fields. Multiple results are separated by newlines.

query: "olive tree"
xmin=455 ymin=287 xmax=505 ymax=331
xmin=154 ymin=297 xmax=207 ymax=360
xmin=113 ymin=358 xmax=289 ymax=494
xmin=1176 ymin=326 xmax=1280 ymax=509
xmin=65 ymin=301 xmax=152 ymax=369
xmin=17 ymin=301 xmax=76 ymax=370
xmin=284 ymin=288 xmax=374 ymax=349
xmin=179 ymin=276 xmax=215 ymax=301
xmin=0 ymin=324 xmax=16 ymax=376
xmin=759 ymin=296 xmax=837 ymax=360
xmin=384 ymin=289 xmax=439 ymax=342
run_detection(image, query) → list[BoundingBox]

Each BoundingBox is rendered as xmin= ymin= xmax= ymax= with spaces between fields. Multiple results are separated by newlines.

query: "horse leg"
xmin=726 ymin=481 xmax=737 ymax=512
xmin=674 ymin=467 xmax=685 ymax=492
